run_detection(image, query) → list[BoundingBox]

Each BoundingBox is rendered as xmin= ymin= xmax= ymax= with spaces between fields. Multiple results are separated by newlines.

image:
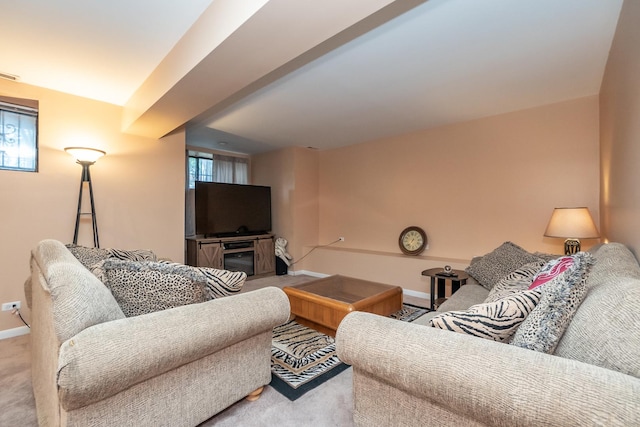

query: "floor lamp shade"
xmin=65 ymin=147 xmax=105 ymax=247
xmin=544 ymin=207 xmax=599 ymax=255
xmin=64 ymin=147 xmax=106 ymax=164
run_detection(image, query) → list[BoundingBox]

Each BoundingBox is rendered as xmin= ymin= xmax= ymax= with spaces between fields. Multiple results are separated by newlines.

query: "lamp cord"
xmin=289 ymin=238 xmax=342 ymax=271
xmin=13 ymin=309 xmax=30 ymax=328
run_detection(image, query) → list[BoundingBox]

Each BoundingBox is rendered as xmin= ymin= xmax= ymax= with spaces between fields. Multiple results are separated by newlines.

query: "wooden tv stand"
xmin=186 ymin=233 xmax=275 ymax=278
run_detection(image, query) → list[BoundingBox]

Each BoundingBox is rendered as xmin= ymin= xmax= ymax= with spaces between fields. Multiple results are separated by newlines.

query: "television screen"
xmin=195 ymin=182 xmax=272 ymax=237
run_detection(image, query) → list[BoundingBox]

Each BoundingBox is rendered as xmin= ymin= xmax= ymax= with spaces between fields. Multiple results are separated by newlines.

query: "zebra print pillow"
xmin=159 ymin=261 xmax=246 ymax=299
xmin=429 ymin=289 xmax=543 ymax=342
xmin=484 ymin=260 xmax=546 ymax=303
xmin=106 ymin=248 xmax=157 ymax=262
xmin=194 ymin=266 xmax=246 ymax=299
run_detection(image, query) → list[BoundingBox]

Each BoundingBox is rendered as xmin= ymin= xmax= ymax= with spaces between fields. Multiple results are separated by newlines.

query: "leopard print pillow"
xmin=510 ymin=252 xmax=595 ymax=353
xmin=66 ymin=244 xmax=111 ymax=269
xmin=66 ymin=244 xmax=157 ymax=269
xmin=465 ymin=242 xmax=543 ymax=290
xmin=91 ymin=259 xmax=207 ymax=317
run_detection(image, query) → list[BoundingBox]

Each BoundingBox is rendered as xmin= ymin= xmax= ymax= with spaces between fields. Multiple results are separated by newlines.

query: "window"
xmin=187 ymin=152 xmax=248 ymax=188
xmin=0 ymin=98 xmax=38 ymax=172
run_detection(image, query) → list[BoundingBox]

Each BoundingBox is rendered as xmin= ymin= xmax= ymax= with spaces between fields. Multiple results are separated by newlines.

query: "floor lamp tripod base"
xmin=73 ymin=161 xmax=100 ymax=248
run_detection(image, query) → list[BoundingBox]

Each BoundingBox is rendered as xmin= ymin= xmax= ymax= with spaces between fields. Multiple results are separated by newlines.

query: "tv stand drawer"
xmin=223 ymin=241 xmax=254 ymax=250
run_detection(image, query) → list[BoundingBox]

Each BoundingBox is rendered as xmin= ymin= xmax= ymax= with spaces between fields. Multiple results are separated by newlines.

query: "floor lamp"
xmin=65 ymin=147 xmax=106 ymax=248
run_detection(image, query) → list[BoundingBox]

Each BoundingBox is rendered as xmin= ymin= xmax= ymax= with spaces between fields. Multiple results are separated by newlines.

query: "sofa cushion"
xmin=435 ymin=283 xmax=489 ymax=313
xmin=465 ymin=242 xmax=543 ymax=290
xmin=484 ymin=260 xmax=545 ymax=303
xmin=92 ymin=259 xmax=208 ymax=317
xmin=159 ymin=261 xmax=246 ymax=299
xmin=554 ymin=243 xmax=640 ymax=377
xmin=429 ymin=289 xmax=542 ymax=342
xmin=34 ymin=240 xmax=125 ymax=343
xmin=510 ymin=252 xmax=595 ymax=354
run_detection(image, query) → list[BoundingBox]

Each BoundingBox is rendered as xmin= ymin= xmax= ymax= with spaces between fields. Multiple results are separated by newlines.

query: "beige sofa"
xmin=26 ymin=239 xmax=290 ymax=427
xmin=336 ymin=242 xmax=640 ymax=426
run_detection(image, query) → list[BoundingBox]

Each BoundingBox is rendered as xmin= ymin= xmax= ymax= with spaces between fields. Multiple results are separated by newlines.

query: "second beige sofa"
xmin=27 ymin=239 xmax=290 ymax=427
xmin=336 ymin=243 xmax=640 ymax=426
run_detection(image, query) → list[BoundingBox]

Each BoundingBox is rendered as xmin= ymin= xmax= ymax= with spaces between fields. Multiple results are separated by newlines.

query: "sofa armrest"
xmin=57 ymin=286 xmax=290 ymax=411
xmin=336 ymin=312 xmax=640 ymax=426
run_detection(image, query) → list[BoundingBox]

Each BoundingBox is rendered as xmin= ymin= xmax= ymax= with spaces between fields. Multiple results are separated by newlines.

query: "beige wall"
xmin=252 ymin=147 xmax=319 ymax=266
xmin=252 ymin=148 xmax=296 ymax=243
xmin=0 ymin=80 xmax=185 ymax=334
xmin=303 ymin=96 xmax=600 ymax=294
xmin=291 ymin=147 xmax=319 ymax=264
xmin=599 ymin=0 xmax=640 ymax=257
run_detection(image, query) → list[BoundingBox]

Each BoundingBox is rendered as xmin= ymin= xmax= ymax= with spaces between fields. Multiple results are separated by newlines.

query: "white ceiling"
xmin=1 ymin=0 xmax=623 ymax=155
xmin=1 ymin=0 xmax=214 ymax=105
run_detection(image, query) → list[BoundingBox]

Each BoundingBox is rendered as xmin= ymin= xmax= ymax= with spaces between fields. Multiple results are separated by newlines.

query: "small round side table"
xmin=421 ymin=268 xmax=469 ymax=310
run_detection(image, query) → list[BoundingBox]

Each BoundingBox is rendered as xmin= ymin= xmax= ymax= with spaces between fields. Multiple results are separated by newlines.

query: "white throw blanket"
xmin=275 ymin=237 xmax=292 ymax=266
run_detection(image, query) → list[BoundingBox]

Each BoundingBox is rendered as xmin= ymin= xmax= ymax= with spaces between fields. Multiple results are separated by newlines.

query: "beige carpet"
xmin=0 ymin=274 xmax=354 ymax=426
xmin=0 ymin=333 xmax=36 ymax=426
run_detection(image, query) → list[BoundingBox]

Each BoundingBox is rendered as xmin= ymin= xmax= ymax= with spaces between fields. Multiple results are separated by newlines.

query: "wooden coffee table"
xmin=283 ymin=275 xmax=403 ymax=336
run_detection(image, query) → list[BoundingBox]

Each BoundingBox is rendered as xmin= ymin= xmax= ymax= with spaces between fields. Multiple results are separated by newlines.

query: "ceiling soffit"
xmin=121 ymin=0 xmax=427 ymax=139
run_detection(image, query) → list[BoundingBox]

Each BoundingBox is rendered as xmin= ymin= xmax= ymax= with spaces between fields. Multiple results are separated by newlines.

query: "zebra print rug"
xmin=270 ymin=303 xmax=429 ymax=400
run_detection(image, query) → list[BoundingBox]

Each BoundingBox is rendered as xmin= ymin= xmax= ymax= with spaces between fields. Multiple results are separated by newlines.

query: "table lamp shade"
xmin=544 ymin=207 xmax=599 ymax=255
xmin=544 ymin=207 xmax=600 ymax=239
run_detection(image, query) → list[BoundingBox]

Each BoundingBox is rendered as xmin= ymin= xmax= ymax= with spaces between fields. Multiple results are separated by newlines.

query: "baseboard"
xmin=0 ymin=326 xmax=30 ymax=340
xmin=403 ymin=288 xmax=429 ymax=300
xmin=287 ymin=269 xmax=329 ymax=278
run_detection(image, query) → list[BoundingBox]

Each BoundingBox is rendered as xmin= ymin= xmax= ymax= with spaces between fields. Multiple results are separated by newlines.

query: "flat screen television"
xmin=195 ymin=182 xmax=272 ymax=238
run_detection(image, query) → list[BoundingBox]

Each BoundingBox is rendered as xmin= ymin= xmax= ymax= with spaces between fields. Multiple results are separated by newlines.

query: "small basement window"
xmin=187 ymin=151 xmax=248 ymax=189
xmin=0 ymin=96 xmax=39 ymax=172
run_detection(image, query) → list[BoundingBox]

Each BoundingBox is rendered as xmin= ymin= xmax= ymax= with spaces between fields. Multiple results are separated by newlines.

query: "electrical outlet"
xmin=338 ymin=236 xmax=345 ymax=242
xmin=2 ymin=301 xmax=21 ymax=312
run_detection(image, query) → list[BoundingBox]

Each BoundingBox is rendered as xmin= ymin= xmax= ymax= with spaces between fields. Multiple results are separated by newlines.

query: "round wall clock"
xmin=399 ymin=226 xmax=427 ymax=255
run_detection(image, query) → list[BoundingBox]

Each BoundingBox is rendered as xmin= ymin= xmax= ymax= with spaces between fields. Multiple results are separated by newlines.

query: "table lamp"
xmin=544 ymin=207 xmax=599 ymax=255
